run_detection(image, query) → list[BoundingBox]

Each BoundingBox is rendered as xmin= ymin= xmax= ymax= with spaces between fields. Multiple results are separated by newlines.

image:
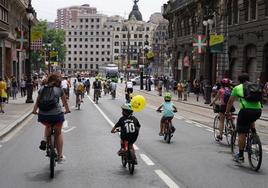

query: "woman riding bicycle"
xmin=210 ymin=78 xmax=234 ymax=141
xmin=32 ymin=73 xmax=70 ymax=163
xmin=156 ymin=93 xmax=177 ymax=136
xmin=111 ymin=103 xmax=141 ymax=164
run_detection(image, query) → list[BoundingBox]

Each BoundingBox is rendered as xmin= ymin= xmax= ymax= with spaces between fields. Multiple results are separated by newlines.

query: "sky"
xmin=32 ymin=0 xmax=168 ymax=22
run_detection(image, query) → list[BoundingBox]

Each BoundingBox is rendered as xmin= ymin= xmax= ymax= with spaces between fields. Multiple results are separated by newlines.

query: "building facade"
xmin=163 ymin=0 xmax=268 ymax=84
xmin=55 ymin=4 xmax=97 ymax=29
xmin=0 ymin=0 xmax=35 ymax=79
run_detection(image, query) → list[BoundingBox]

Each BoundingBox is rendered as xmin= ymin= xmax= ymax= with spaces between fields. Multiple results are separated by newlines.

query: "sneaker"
xmin=57 ymin=155 xmax=66 ymax=164
xmin=233 ymin=154 xmax=244 ymax=163
xmin=39 ymin=140 xmax=46 ymax=151
xmin=216 ymin=135 xmax=223 ymax=141
xmin=159 ymin=132 xmax=164 ymax=136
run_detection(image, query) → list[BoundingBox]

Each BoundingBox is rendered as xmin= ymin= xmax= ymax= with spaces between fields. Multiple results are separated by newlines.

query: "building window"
xmin=90 ymin=58 xmax=93 ymax=62
xmin=74 ymin=51 xmax=77 ymax=54
xmin=228 ymin=0 xmax=232 ymax=25
xmin=96 ymin=58 xmax=99 ymax=62
xmin=96 ymin=18 xmax=100 ymax=22
xmin=85 ymin=64 xmax=88 ymax=69
xmin=114 ymin=49 xmax=119 ymax=53
xmin=250 ymin=0 xmax=257 ymax=20
xmin=90 ymin=64 xmax=93 ymax=69
xmin=68 ymin=57 xmax=71 ymax=61
xmin=79 ymin=64 xmax=82 ymax=69
xmin=265 ymin=0 xmax=268 ymax=16
xmin=74 ymin=64 xmax=77 ymax=69
xmin=102 ymin=58 xmax=105 ymax=61
xmin=96 ymin=64 xmax=99 ymax=69
xmin=68 ymin=64 xmax=71 ymax=68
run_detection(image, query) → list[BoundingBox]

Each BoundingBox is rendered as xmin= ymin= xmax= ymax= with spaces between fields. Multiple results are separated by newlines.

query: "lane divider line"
xmin=206 ymin=129 xmax=214 ymax=132
xmin=140 ymin=154 xmax=155 ymax=166
xmin=185 ymin=120 xmax=194 ymax=124
xmin=87 ymin=95 xmax=114 ymax=127
xmin=192 ymin=123 xmax=202 ymax=128
xmin=63 ymin=120 xmax=69 ymax=129
xmin=62 ymin=127 xmax=76 ymax=133
xmin=155 ymin=169 xmax=180 ymax=188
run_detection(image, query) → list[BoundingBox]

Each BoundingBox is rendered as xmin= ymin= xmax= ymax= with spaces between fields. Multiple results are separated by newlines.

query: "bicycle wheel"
xmin=213 ymin=115 xmax=220 ymax=141
xmin=248 ymin=134 xmax=262 ymax=171
xmin=121 ymin=155 xmax=127 ymax=167
xmin=224 ymin=120 xmax=233 ymax=146
xmin=231 ymin=130 xmax=237 ymax=154
xmin=49 ymin=145 xmax=56 ymax=178
xmin=127 ymin=151 xmax=135 ymax=174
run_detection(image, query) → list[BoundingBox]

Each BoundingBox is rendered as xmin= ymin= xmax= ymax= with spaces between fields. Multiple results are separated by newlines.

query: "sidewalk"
xmin=135 ymin=85 xmax=268 ymax=121
xmin=0 ymin=94 xmax=36 ymax=139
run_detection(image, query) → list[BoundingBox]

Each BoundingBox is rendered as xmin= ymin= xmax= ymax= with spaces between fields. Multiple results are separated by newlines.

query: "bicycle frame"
xmin=47 ymin=124 xmax=57 ymax=178
xmin=121 ymin=140 xmax=135 ymax=174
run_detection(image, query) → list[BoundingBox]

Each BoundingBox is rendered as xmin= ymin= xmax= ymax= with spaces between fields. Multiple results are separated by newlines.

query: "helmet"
xmin=221 ymin=78 xmax=229 ymax=85
xmin=121 ymin=103 xmax=132 ymax=111
xmin=164 ymin=92 xmax=172 ymax=100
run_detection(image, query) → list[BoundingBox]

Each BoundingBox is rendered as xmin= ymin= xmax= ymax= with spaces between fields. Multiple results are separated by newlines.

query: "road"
xmin=0 ymin=84 xmax=267 ymax=188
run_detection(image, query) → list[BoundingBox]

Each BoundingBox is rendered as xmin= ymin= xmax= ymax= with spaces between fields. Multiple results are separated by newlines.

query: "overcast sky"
xmin=32 ymin=0 xmax=168 ymax=22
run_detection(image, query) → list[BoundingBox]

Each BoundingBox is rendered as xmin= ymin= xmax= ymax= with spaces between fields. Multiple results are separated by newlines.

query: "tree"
xmin=31 ymin=20 xmax=66 ymax=72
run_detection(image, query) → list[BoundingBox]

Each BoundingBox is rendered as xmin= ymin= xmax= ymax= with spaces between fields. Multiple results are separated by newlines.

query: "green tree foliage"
xmin=32 ymin=20 xmax=66 ymax=71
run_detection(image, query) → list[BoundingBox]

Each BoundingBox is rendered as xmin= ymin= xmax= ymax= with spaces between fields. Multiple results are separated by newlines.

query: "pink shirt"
xmin=218 ymin=87 xmax=230 ymax=105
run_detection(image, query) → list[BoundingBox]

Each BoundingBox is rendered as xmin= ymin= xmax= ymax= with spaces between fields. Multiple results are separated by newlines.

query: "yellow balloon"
xmin=131 ymin=95 xmax=146 ymax=112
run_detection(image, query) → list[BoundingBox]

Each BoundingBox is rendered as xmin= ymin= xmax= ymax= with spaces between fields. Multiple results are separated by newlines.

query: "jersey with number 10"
xmin=115 ymin=115 xmax=141 ymax=143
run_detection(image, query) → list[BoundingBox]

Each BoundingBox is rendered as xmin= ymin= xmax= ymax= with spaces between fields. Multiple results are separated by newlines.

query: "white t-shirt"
xmin=61 ymin=80 xmax=68 ymax=89
xmin=126 ymin=81 xmax=133 ymax=88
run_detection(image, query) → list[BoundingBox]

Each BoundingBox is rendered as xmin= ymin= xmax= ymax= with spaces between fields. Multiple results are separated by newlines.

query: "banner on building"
xmin=16 ymin=27 xmax=27 ymax=51
xmin=31 ymin=31 xmax=43 ymax=51
xmin=210 ymin=35 xmax=224 ymax=53
xmin=192 ymin=35 xmax=207 ymax=54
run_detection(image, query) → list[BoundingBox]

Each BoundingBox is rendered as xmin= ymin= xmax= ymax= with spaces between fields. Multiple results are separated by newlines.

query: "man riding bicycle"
xmin=92 ymin=77 xmax=102 ymax=102
xmin=225 ymin=73 xmax=262 ymax=163
xmin=75 ymin=78 xmax=85 ymax=107
xmin=156 ymin=93 xmax=177 ymax=136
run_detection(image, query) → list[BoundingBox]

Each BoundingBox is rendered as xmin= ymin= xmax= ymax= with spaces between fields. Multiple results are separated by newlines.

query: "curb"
xmin=137 ymin=89 xmax=268 ymax=122
xmin=0 ymin=108 xmax=33 ymax=140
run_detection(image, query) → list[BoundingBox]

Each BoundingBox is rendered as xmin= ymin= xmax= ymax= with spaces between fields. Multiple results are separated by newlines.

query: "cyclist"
xmin=32 ymin=73 xmax=70 ymax=163
xmin=92 ymin=77 xmax=102 ymax=102
xmin=75 ymin=78 xmax=85 ymax=107
xmin=225 ymin=73 xmax=262 ymax=163
xmin=111 ymin=103 xmax=141 ymax=164
xmin=156 ymin=92 xmax=177 ymax=136
xmin=210 ymin=78 xmax=234 ymax=141
xmin=110 ymin=80 xmax=117 ymax=99
xmin=125 ymin=80 xmax=133 ymax=103
xmin=61 ymin=76 xmax=69 ymax=100
xmin=84 ymin=79 xmax=91 ymax=95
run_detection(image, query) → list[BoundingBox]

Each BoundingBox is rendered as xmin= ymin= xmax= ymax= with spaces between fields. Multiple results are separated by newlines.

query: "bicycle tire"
xmin=121 ymin=155 xmax=127 ymax=167
xmin=248 ymin=134 xmax=262 ymax=171
xmin=231 ymin=130 xmax=237 ymax=154
xmin=213 ymin=115 xmax=220 ymax=141
xmin=225 ymin=120 xmax=233 ymax=146
xmin=49 ymin=145 xmax=56 ymax=178
xmin=128 ymin=151 xmax=135 ymax=174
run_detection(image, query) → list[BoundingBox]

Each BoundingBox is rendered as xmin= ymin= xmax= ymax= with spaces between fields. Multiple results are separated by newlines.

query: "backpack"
xmin=77 ymin=83 xmax=84 ymax=93
xmin=242 ymin=81 xmax=262 ymax=102
xmin=223 ymin=88 xmax=231 ymax=104
xmin=38 ymin=86 xmax=58 ymax=111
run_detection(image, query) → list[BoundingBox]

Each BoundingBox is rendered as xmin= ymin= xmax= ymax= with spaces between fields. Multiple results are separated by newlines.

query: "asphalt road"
xmin=0 ymin=86 xmax=267 ymax=188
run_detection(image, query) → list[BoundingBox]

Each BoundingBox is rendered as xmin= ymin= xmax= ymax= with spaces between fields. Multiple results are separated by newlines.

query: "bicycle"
xmin=157 ymin=109 xmax=177 ymax=144
xmin=212 ymin=104 xmax=235 ymax=145
xmin=230 ymin=128 xmax=262 ymax=171
xmin=46 ymin=123 xmax=57 ymax=178
xmin=76 ymin=93 xmax=82 ymax=110
xmin=114 ymin=129 xmax=136 ymax=174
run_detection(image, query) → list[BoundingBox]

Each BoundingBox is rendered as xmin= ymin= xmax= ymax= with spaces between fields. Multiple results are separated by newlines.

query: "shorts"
xmin=126 ymin=88 xmax=133 ymax=94
xmin=121 ymin=132 xmax=139 ymax=144
xmin=161 ymin=116 xmax=173 ymax=123
xmin=236 ymin=109 xmax=262 ymax=133
xmin=38 ymin=113 xmax=65 ymax=128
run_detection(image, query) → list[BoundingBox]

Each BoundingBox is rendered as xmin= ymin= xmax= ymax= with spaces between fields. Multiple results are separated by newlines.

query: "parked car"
xmin=130 ymin=75 xmax=154 ymax=85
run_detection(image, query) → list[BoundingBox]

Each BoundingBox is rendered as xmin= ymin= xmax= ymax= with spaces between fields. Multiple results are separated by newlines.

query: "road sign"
xmin=193 ymin=35 xmax=207 ymax=54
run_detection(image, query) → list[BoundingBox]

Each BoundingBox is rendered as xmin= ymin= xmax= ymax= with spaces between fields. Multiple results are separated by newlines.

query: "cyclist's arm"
xmin=32 ymin=95 xmax=41 ymax=114
xmin=156 ymin=105 xmax=163 ymax=111
xmin=210 ymin=90 xmax=220 ymax=105
xmin=172 ymin=105 xmax=177 ymax=112
xmin=225 ymin=96 xmax=235 ymax=114
xmin=61 ymin=94 xmax=70 ymax=113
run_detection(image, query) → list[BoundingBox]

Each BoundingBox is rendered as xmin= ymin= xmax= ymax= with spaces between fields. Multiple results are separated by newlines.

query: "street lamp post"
xmin=203 ymin=1 xmax=214 ymax=104
xmin=25 ymin=0 xmax=34 ymax=103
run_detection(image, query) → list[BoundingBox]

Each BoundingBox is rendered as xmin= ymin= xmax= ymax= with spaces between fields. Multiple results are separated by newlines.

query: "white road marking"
xmin=193 ymin=123 xmax=202 ymax=128
xmin=87 ymin=96 xmax=114 ymax=127
xmin=0 ymin=145 xmax=2 ymax=148
xmin=155 ymin=169 xmax=180 ymax=188
xmin=174 ymin=115 xmax=183 ymax=120
xmin=185 ymin=120 xmax=194 ymax=124
xmin=206 ymin=129 xmax=214 ymax=132
xmin=62 ymin=126 xmax=76 ymax=133
xmin=133 ymin=144 xmax=139 ymax=150
xmin=266 ymin=152 xmax=268 ymax=154
xmin=140 ymin=154 xmax=155 ymax=166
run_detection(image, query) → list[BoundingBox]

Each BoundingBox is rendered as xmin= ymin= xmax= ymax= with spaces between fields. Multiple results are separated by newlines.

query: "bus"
xmin=98 ymin=64 xmax=119 ymax=82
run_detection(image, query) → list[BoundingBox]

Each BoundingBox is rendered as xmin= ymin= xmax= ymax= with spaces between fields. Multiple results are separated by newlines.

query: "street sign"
xmin=193 ymin=35 xmax=207 ymax=54
xmin=210 ymin=35 xmax=224 ymax=53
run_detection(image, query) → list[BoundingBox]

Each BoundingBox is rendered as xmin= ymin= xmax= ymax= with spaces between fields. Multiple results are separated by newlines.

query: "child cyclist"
xmin=111 ymin=103 xmax=141 ymax=164
xmin=156 ymin=92 xmax=177 ymax=136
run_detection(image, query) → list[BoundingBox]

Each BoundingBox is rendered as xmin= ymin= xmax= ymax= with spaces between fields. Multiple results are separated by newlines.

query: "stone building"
xmin=0 ymin=0 xmax=36 ymax=79
xmin=163 ymin=0 xmax=268 ymax=84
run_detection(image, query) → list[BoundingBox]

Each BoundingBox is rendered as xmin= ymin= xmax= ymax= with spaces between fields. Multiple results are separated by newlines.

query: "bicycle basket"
xmin=213 ymin=104 xmax=220 ymax=113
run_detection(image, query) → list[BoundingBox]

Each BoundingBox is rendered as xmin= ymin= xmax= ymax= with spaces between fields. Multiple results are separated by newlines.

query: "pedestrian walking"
xmin=183 ymin=80 xmax=188 ymax=101
xmin=20 ymin=77 xmax=26 ymax=97
xmin=11 ymin=76 xmax=18 ymax=100
xmin=194 ymin=80 xmax=201 ymax=102
xmin=177 ymin=81 xmax=183 ymax=100
xmin=0 ymin=77 xmax=7 ymax=113
xmin=5 ymin=76 xmax=10 ymax=103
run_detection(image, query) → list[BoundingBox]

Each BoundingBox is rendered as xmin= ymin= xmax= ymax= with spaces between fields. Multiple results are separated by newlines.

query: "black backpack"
xmin=242 ymin=81 xmax=262 ymax=102
xmin=38 ymin=86 xmax=58 ymax=111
